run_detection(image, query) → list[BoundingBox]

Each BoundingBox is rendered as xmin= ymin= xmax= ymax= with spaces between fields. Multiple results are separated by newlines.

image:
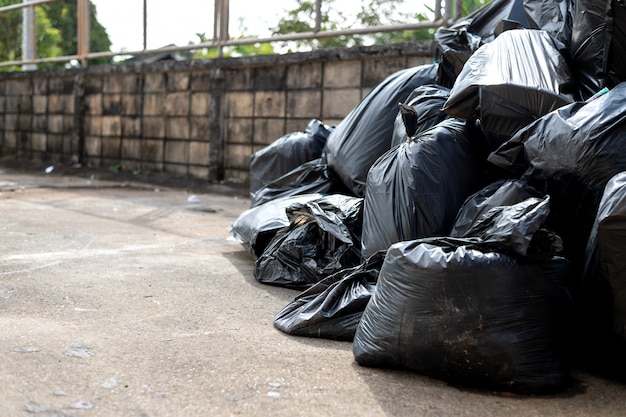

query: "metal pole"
xmin=77 ymin=0 xmax=90 ymax=66
xmin=143 ymin=0 xmax=147 ymax=50
xmin=220 ymin=0 xmax=229 ymax=56
xmin=213 ymin=0 xmax=222 ymax=56
xmin=22 ymin=0 xmax=36 ymax=71
xmin=434 ymin=0 xmax=442 ymax=21
xmin=315 ymin=0 xmax=322 ymax=33
xmin=213 ymin=0 xmax=219 ymax=41
xmin=444 ymin=0 xmax=453 ymax=21
xmin=454 ymin=0 xmax=463 ymax=19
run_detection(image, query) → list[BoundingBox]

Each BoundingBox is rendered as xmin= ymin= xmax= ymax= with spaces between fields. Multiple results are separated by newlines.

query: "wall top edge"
xmin=0 ymin=41 xmax=435 ymax=80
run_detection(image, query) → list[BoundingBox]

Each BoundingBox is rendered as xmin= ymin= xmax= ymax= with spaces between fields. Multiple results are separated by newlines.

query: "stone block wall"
xmin=0 ymin=41 xmax=434 ymax=184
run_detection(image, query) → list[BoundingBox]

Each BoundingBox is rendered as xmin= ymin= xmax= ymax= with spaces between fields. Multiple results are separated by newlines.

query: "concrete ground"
xmin=0 ymin=163 xmax=625 ymax=417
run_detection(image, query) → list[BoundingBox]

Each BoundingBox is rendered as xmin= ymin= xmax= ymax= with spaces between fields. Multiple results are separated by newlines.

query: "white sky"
xmin=90 ymin=0 xmax=431 ymax=53
xmin=91 ymin=0 xmax=299 ymax=52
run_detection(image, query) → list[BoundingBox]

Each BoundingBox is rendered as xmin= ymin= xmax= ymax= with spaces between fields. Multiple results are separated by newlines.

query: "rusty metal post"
xmin=77 ymin=0 xmax=90 ymax=67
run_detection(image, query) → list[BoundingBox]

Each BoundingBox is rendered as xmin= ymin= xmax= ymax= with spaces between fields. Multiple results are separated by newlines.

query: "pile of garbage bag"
xmin=229 ymin=0 xmax=626 ymax=395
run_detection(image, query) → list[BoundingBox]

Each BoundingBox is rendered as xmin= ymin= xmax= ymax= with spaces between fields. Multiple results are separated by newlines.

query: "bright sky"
xmin=90 ymin=0 xmax=430 ymax=53
xmin=91 ymin=0 xmax=299 ymax=52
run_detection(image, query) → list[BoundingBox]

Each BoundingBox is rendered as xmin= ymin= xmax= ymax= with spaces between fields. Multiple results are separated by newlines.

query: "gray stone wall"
xmin=0 ymin=41 xmax=434 ymax=183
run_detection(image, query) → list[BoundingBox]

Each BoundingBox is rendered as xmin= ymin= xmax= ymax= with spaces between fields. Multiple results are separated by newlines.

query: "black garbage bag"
xmin=274 ymin=251 xmax=385 ymax=341
xmin=442 ymin=29 xmax=574 ymax=150
xmin=585 ymin=172 xmax=626 ymax=340
xmin=607 ymin=2 xmax=626 ymax=90
xmin=570 ymin=0 xmax=626 ymax=100
xmin=488 ymin=82 xmax=626 ymax=270
xmin=456 ymin=195 xmax=557 ymax=258
xmin=323 ymin=64 xmax=439 ymax=198
xmin=389 ymin=84 xmax=450 ymax=148
xmin=450 ymin=179 xmax=544 ymax=237
xmin=450 ymin=180 xmax=562 ymax=258
xmin=578 ymin=171 xmax=626 ymax=375
xmin=250 ymin=158 xmax=340 ymax=208
xmin=434 ymin=0 xmax=527 ymax=88
xmin=524 ymin=0 xmax=572 ymax=46
xmin=361 ymin=119 xmax=485 ymax=259
xmin=435 ymin=0 xmax=572 ymax=88
xmin=228 ymin=194 xmax=323 ymax=259
xmin=353 ymin=237 xmax=573 ymax=394
xmin=249 ymin=119 xmax=332 ymax=195
xmin=255 ymin=194 xmax=363 ymax=290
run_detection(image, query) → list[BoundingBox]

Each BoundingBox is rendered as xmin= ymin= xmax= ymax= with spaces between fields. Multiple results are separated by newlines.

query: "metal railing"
xmin=0 ymin=0 xmax=458 ymax=70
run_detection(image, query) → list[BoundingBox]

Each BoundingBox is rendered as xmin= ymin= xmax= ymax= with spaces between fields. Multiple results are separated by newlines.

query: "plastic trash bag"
xmin=442 ymin=29 xmax=574 ymax=149
xmin=450 ymin=179 xmax=544 ymax=237
xmin=249 ymin=119 xmax=332 ymax=195
xmin=576 ymin=171 xmax=626 ymax=376
xmin=323 ymin=64 xmax=439 ymax=198
xmin=228 ymin=194 xmax=323 ymax=259
xmin=354 ymin=192 xmax=572 ymax=393
xmin=361 ymin=119 xmax=485 ymax=259
xmin=585 ymin=172 xmax=626 ymax=341
xmin=435 ymin=0 xmax=572 ymax=88
xmin=489 ymin=82 xmax=626 ymax=268
xmin=390 ymin=84 xmax=450 ymax=148
xmin=255 ymin=194 xmax=363 ymax=290
xmin=570 ymin=0 xmax=626 ymax=100
xmin=250 ymin=158 xmax=339 ymax=208
xmin=524 ymin=0 xmax=572 ymax=46
xmin=607 ymin=2 xmax=626 ymax=90
xmin=434 ymin=0 xmax=527 ymax=88
xmin=353 ymin=237 xmax=573 ymax=394
xmin=451 ymin=180 xmax=560 ymax=257
xmin=274 ymin=251 xmax=385 ymax=341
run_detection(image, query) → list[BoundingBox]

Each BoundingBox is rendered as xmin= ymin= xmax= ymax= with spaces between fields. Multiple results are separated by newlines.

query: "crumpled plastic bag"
xmin=451 ymin=180 xmax=559 ymax=258
xmin=434 ymin=0 xmax=571 ymax=88
xmin=442 ymin=29 xmax=574 ymax=149
xmin=250 ymin=158 xmax=339 ymax=208
xmin=255 ymin=194 xmax=363 ymax=290
xmin=273 ymin=251 xmax=385 ymax=341
xmin=489 ymin=82 xmax=626 ymax=269
xmin=389 ymin=84 xmax=450 ymax=148
xmin=249 ymin=119 xmax=332 ymax=195
xmin=450 ymin=179 xmax=544 ymax=237
xmin=228 ymin=194 xmax=323 ymax=259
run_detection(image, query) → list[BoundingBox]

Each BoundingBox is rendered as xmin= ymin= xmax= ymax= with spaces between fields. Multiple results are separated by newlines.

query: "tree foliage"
xmin=190 ymin=31 xmax=275 ymax=59
xmin=271 ymin=0 xmax=486 ymax=51
xmin=43 ymin=0 xmax=112 ymax=64
xmin=0 ymin=0 xmax=112 ymax=71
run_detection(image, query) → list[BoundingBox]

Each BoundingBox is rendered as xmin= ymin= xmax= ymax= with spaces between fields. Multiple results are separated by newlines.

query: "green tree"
xmin=43 ymin=0 xmax=112 ymax=65
xmin=271 ymin=0 xmax=488 ymax=50
xmin=0 ymin=0 xmax=112 ymax=70
xmin=0 ymin=1 xmax=21 ymax=64
xmin=0 ymin=0 xmax=62 ymax=71
xmin=190 ymin=19 xmax=275 ymax=59
xmin=271 ymin=0 xmax=354 ymax=50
